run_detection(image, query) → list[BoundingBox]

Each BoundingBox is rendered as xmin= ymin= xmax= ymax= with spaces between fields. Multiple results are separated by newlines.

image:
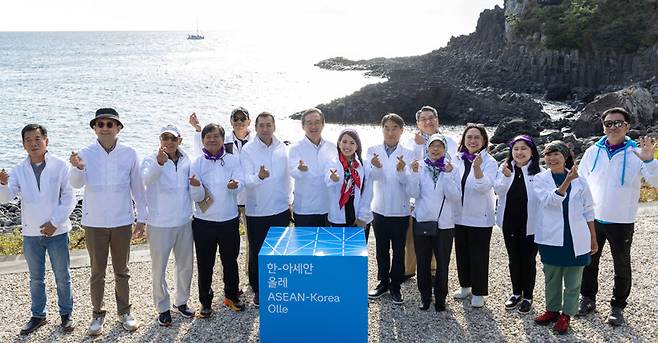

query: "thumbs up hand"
xmin=396 ymin=155 xmax=406 ymax=172
xmin=189 ymin=174 xmax=201 ymax=187
xmin=70 ymin=151 xmax=85 ymax=170
xmin=258 ymin=165 xmax=270 ymax=180
xmin=329 ymin=168 xmax=339 ymax=182
xmin=298 ymin=160 xmax=309 ymax=172
xmin=227 ymin=179 xmax=239 ymax=189
xmin=371 ymin=153 xmax=382 ymax=169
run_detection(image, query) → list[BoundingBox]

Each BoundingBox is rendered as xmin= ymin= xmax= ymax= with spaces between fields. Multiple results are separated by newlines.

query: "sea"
xmin=0 ymin=31 xmax=519 ymax=169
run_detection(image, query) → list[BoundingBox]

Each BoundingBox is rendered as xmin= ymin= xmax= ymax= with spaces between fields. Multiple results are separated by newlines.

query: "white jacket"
xmin=579 ymin=137 xmax=658 ymax=224
xmin=366 ymin=144 xmax=413 ymax=217
xmin=189 ymin=152 xmax=244 ymax=222
xmin=533 ymin=170 xmax=595 ymax=257
xmin=324 ymin=157 xmax=374 ymax=224
xmin=0 ymin=153 xmax=75 ymax=236
xmin=70 ymin=139 xmax=146 ymax=228
xmin=288 ymin=136 xmax=336 ymax=215
xmin=494 ymin=161 xmax=545 ymax=235
xmin=141 ymin=149 xmax=193 ymax=228
xmin=240 ymin=136 xmax=292 ymax=217
xmin=406 ymin=162 xmax=461 ymax=229
xmin=453 ymin=151 xmax=497 ymax=227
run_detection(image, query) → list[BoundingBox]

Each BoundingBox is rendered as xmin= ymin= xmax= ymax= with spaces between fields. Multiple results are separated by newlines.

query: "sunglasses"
xmin=466 ymin=122 xmax=485 ymax=128
xmin=95 ymin=121 xmax=116 ymax=129
xmin=603 ymin=120 xmax=627 ymax=129
xmin=232 ymin=116 xmax=248 ymax=123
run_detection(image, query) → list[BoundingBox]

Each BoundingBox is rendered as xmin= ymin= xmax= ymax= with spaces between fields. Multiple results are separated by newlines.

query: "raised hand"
xmin=565 ymin=165 xmax=579 ymax=183
xmin=157 ymin=147 xmax=169 ymax=166
xmin=396 ymin=155 xmax=406 ymax=172
xmin=410 ymin=159 xmax=419 ymax=173
xmin=473 ymin=153 xmax=483 ymax=169
xmin=0 ymin=169 xmax=8 ymax=185
xmin=227 ymin=179 xmax=239 ymax=189
xmin=633 ymin=136 xmax=656 ymax=162
xmin=444 ymin=161 xmax=454 ymax=173
xmin=502 ymin=162 xmax=512 ymax=177
xmin=39 ymin=221 xmax=56 ymax=236
xmin=258 ymin=165 xmax=270 ymax=180
xmin=371 ymin=153 xmax=382 ymax=168
xmin=414 ymin=132 xmax=424 ymax=145
xmin=189 ymin=174 xmax=201 ymax=187
xmin=69 ymin=151 xmax=85 ymax=170
xmin=329 ymin=168 xmax=339 ymax=182
xmin=189 ymin=112 xmax=201 ymax=132
xmin=297 ymin=160 xmax=309 ymax=172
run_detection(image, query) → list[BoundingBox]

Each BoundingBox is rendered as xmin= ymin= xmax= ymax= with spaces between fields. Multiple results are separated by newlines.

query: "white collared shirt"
xmin=70 ymin=139 xmax=147 ymax=228
xmin=189 ymin=152 xmax=244 ymax=222
xmin=288 ymin=136 xmax=336 ymax=215
xmin=0 ymin=153 xmax=75 ymax=236
xmin=240 ymin=136 xmax=291 ymax=217
xmin=366 ymin=143 xmax=414 ymax=217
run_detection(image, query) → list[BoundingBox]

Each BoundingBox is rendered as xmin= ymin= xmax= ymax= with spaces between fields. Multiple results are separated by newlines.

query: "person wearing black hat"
xmin=69 ymin=108 xmax=146 ymax=336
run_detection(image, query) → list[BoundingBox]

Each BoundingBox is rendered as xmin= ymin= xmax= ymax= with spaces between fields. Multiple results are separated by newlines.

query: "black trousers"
xmin=454 ymin=225 xmax=492 ymax=296
xmin=502 ymin=225 xmax=538 ymax=299
xmin=192 ymin=216 xmax=240 ymax=307
xmin=294 ymin=213 xmax=328 ymax=227
xmin=372 ymin=213 xmax=409 ymax=291
xmin=414 ymin=221 xmax=453 ymax=303
xmin=581 ymin=221 xmax=634 ymax=308
xmin=246 ymin=209 xmax=291 ymax=293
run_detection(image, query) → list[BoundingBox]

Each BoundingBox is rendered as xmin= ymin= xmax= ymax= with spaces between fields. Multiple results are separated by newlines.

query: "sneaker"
xmin=505 ymin=295 xmax=522 ymax=310
xmin=471 ymin=295 xmax=485 ymax=308
xmin=224 ymin=297 xmax=246 ymax=312
xmin=199 ymin=306 xmax=213 ymax=318
xmin=60 ymin=314 xmax=75 ymax=333
xmin=173 ymin=304 xmax=195 ymax=318
xmin=119 ymin=313 xmax=139 ymax=332
xmin=553 ymin=314 xmax=570 ymax=334
xmin=517 ymin=299 xmax=532 ymax=314
xmin=19 ymin=317 xmax=47 ymax=335
xmin=390 ymin=289 xmax=404 ymax=305
xmin=453 ymin=287 xmax=471 ymax=299
xmin=158 ymin=310 xmax=172 ymax=327
xmin=534 ymin=311 xmax=560 ymax=325
xmin=608 ymin=306 xmax=625 ymax=326
xmin=368 ymin=282 xmax=389 ymax=299
xmin=87 ymin=316 xmax=104 ymax=336
xmin=576 ymin=296 xmax=596 ymax=316
xmin=253 ymin=292 xmax=260 ymax=307
xmin=418 ymin=299 xmax=431 ymax=311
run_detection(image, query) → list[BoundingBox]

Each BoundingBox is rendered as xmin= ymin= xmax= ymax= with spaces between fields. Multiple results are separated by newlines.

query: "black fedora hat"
xmin=90 ymin=108 xmax=123 ymax=128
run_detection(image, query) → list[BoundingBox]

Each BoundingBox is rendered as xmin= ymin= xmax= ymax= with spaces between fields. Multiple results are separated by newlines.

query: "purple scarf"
xmin=424 ymin=156 xmax=446 ymax=171
xmin=460 ymin=148 xmax=477 ymax=162
xmin=605 ymin=139 xmax=626 ymax=154
xmin=202 ymin=146 xmax=224 ymax=161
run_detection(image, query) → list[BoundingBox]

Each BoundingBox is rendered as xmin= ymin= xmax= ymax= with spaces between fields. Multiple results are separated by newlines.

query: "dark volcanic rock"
xmin=490 ymin=118 xmax=540 ymax=144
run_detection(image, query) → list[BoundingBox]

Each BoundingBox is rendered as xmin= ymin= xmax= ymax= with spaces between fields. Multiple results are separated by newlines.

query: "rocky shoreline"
xmin=0 ymin=200 xmax=83 ymax=235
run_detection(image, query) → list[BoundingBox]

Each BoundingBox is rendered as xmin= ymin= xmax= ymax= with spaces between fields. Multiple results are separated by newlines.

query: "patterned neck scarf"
xmin=424 ymin=156 xmax=446 ymax=185
xmin=339 ymin=153 xmax=361 ymax=209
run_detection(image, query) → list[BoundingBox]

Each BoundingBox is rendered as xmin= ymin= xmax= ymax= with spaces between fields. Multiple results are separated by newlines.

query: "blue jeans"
xmin=23 ymin=233 xmax=73 ymax=318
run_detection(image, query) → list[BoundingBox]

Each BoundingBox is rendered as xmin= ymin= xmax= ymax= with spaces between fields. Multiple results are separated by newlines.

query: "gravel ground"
xmin=0 ymin=205 xmax=656 ymax=342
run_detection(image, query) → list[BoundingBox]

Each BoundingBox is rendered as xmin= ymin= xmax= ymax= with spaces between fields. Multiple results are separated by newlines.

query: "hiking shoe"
xmin=87 ymin=316 xmax=104 ymax=336
xmin=471 ymin=295 xmax=485 ymax=308
xmin=224 ymin=297 xmax=246 ymax=312
xmin=553 ymin=314 xmax=570 ymax=334
xmin=158 ymin=310 xmax=172 ymax=327
xmin=390 ymin=289 xmax=404 ymax=305
xmin=534 ymin=311 xmax=560 ymax=325
xmin=576 ymin=296 xmax=596 ymax=316
xmin=60 ymin=314 xmax=75 ymax=333
xmin=199 ymin=307 xmax=213 ymax=318
xmin=517 ymin=299 xmax=532 ymax=314
xmin=453 ymin=287 xmax=471 ymax=299
xmin=20 ymin=317 xmax=46 ymax=335
xmin=505 ymin=295 xmax=522 ymax=310
xmin=608 ymin=306 xmax=625 ymax=326
xmin=119 ymin=313 xmax=139 ymax=331
xmin=173 ymin=304 xmax=195 ymax=318
xmin=368 ymin=282 xmax=389 ymax=299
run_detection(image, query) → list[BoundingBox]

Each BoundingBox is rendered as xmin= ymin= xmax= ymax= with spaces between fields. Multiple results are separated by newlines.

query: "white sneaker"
xmin=471 ymin=295 xmax=485 ymax=308
xmin=453 ymin=287 xmax=472 ymax=299
xmin=119 ymin=313 xmax=139 ymax=331
xmin=87 ymin=316 xmax=104 ymax=336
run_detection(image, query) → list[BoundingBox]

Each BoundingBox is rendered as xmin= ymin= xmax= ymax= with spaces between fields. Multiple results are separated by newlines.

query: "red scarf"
xmin=339 ymin=154 xmax=361 ymax=209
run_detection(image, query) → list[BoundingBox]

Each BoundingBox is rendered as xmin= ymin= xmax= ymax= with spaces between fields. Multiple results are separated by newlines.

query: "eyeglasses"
xmin=232 ymin=115 xmax=248 ymax=122
xmin=603 ymin=120 xmax=627 ymax=129
xmin=95 ymin=121 xmax=115 ymax=129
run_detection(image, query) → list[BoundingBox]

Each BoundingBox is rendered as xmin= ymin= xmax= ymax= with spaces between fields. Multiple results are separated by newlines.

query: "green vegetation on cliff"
xmin=513 ymin=0 xmax=658 ymax=53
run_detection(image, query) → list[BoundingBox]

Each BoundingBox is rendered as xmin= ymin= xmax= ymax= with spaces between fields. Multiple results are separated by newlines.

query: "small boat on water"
xmin=187 ymin=20 xmax=204 ymax=40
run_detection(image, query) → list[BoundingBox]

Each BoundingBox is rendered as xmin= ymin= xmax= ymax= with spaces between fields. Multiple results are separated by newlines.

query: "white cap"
xmin=160 ymin=124 xmax=181 ymax=137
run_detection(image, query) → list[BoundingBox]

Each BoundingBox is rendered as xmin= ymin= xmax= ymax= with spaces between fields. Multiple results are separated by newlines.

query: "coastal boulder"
xmin=490 ymin=117 xmax=540 ymax=144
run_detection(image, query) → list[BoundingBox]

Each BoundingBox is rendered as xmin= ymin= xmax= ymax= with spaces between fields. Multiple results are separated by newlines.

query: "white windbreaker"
xmin=365 ymin=144 xmax=413 ymax=217
xmin=453 ymin=150 xmax=497 ymax=227
xmin=189 ymin=152 xmax=244 ymax=222
xmin=493 ymin=161 xmax=545 ymax=235
xmin=288 ymin=136 xmax=336 ymax=215
xmin=324 ymin=157 xmax=373 ymax=225
xmin=406 ymin=161 xmax=461 ymax=229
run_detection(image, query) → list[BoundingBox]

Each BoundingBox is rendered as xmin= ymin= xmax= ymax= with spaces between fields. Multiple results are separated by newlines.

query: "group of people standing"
xmin=0 ymin=105 xmax=656 ymax=337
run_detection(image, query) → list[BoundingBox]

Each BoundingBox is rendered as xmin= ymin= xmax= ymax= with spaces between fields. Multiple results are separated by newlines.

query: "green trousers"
xmin=543 ymin=264 xmax=584 ymax=316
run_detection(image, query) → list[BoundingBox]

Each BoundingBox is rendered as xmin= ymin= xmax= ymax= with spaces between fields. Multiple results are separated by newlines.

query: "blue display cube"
xmin=259 ymin=226 xmax=368 ymax=343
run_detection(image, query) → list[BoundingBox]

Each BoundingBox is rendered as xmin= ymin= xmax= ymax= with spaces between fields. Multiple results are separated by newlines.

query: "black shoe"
xmin=60 ymin=314 xmax=75 ymax=332
xmin=368 ymin=283 xmax=389 ymax=299
xmin=402 ymin=274 xmax=415 ymax=283
xmin=390 ymin=289 xmax=404 ymax=305
xmin=173 ymin=304 xmax=195 ymax=318
xmin=435 ymin=299 xmax=446 ymax=312
xmin=517 ymin=299 xmax=532 ymax=314
xmin=608 ymin=306 xmax=625 ymax=326
xmin=224 ymin=297 xmax=246 ymax=312
xmin=253 ymin=292 xmax=260 ymax=307
xmin=158 ymin=310 xmax=172 ymax=326
xmin=20 ymin=317 xmax=47 ymax=335
xmin=199 ymin=306 xmax=213 ymax=319
xmin=505 ymin=295 xmax=522 ymax=310
xmin=576 ymin=296 xmax=596 ymax=317
xmin=418 ymin=299 xmax=430 ymax=311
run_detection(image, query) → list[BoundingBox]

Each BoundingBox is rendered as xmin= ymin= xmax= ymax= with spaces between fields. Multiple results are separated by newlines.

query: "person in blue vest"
xmin=577 ymin=107 xmax=658 ymax=326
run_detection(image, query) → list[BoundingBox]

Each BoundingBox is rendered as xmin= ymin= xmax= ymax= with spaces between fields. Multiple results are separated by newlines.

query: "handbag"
xmin=413 ymin=196 xmax=446 ymax=236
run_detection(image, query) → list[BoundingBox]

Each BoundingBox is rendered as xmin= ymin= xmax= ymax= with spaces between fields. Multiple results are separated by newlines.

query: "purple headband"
xmin=507 ymin=135 xmax=536 ymax=150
